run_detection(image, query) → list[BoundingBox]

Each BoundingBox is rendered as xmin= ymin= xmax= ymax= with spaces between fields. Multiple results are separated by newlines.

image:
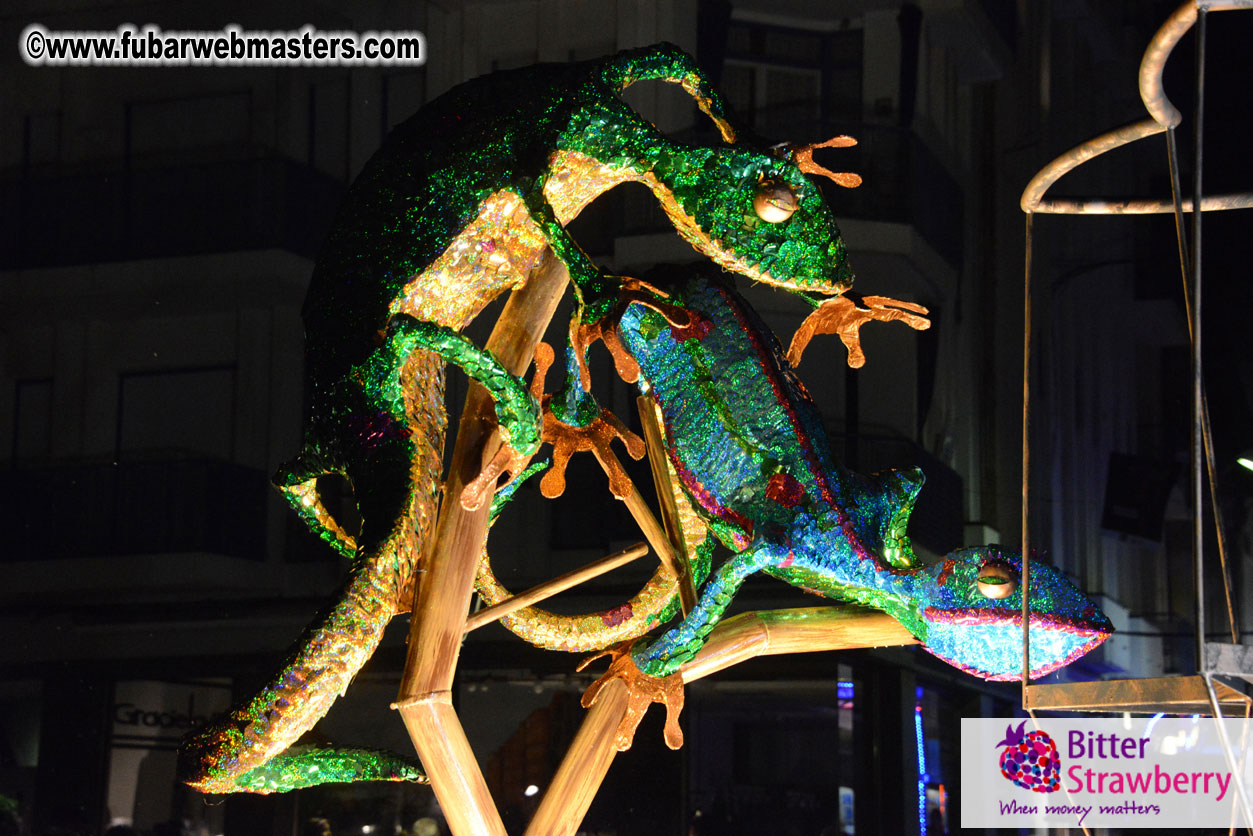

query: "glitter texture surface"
xmin=184 ymin=41 xmax=875 ymax=794
xmin=475 ymin=531 xmax=715 ymax=652
xmin=232 ymin=746 xmax=427 ymax=794
xmin=474 ymin=444 xmax=714 ymax=653
xmin=612 ymin=270 xmax=1112 ymax=680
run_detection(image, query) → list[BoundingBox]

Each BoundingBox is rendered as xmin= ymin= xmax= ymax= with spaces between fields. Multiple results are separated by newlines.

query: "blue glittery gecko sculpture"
xmin=578 ymin=269 xmax=1114 ymax=749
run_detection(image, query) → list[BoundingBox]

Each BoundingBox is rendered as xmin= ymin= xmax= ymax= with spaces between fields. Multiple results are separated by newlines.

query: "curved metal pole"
xmin=1018 ymin=115 xmax=1253 ymax=215
xmin=1190 ymin=6 xmax=1207 ymax=685
xmin=1020 ymin=119 xmax=1165 ymax=212
xmin=1019 ymin=0 xmax=1253 ymax=704
xmin=1020 ymin=1 xmax=1253 ymax=216
xmin=1140 ymin=1 xmax=1253 ymax=129
xmin=1032 ymin=193 xmax=1253 ymax=215
xmin=1140 ymin=2 xmax=1198 ymax=128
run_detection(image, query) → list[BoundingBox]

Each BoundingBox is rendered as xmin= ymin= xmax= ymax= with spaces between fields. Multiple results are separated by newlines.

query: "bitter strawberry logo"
xmin=996 ymin=721 xmax=1061 ymax=793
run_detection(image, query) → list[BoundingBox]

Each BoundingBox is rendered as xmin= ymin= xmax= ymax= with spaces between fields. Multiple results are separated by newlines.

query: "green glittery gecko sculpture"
xmin=573 ymin=269 xmax=1113 ymax=750
xmin=179 ymin=44 xmax=917 ymax=794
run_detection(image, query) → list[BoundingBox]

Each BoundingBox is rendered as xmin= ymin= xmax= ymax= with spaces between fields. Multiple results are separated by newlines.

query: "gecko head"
xmin=648 ymin=140 xmax=857 ymax=297
xmin=913 ymin=546 xmax=1113 ymax=681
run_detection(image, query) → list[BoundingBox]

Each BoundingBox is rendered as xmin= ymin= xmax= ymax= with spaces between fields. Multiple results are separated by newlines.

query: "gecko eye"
xmin=976 ymin=561 xmax=1017 ymax=599
xmin=753 ymin=178 xmax=799 ymax=223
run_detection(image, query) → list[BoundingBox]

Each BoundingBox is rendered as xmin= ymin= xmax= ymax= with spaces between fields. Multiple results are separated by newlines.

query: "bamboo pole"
xmin=678 ymin=606 xmax=916 ymax=683
xmin=398 ymin=694 xmax=504 ymax=836
xmin=399 ymin=253 xmax=568 ymax=694
xmin=636 ymin=396 xmax=697 ymax=614
xmin=395 ymin=253 xmax=570 ymax=836
xmin=526 ymin=606 xmax=917 ymax=836
xmin=524 ymin=677 xmax=630 ymax=836
xmin=589 ymin=444 xmax=687 ymax=588
xmin=464 ymin=542 xmax=650 ymax=633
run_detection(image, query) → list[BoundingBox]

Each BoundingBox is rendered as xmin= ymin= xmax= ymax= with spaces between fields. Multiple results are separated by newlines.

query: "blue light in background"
xmin=916 ymin=698 xmax=928 ymax=836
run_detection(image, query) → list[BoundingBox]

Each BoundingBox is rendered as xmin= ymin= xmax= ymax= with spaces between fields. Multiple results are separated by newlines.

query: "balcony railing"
xmin=0 ymin=154 xmax=345 ymax=270
xmin=0 ymin=457 xmax=268 ymax=561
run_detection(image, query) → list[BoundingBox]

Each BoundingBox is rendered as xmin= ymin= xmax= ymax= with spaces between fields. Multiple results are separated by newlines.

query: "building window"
xmin=117 ymin=366 xmax=235 ymax=460
xmin=722 ymin=20 xmax=863 ymax=137
xmin=13 ymin=378 xmax=53 ymax=463
xmin=127 ymin=91 xmax=252 ymax=164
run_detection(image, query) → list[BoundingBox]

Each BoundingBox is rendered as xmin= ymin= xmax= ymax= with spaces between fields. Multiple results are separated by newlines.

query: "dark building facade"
xmin=3 ymin=1 xmax=1248 ymax=834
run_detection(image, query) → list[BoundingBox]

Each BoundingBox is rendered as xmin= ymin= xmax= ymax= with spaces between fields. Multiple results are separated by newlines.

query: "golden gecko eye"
xmin=976 ymin=561 xmax=1017 ymax=599
xmin=752 ymin=179 xmax=799 ymax=223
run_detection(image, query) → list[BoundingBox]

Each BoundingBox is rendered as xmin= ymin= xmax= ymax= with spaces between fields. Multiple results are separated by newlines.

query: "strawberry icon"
xmin=996 ymin=721 xmax=1060 ymax=793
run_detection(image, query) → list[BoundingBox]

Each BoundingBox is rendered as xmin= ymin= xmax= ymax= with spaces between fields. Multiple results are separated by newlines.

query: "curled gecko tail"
xmin=600 ymin=43 xmax=737 ymax=143
xmin=475 ymin=449 xmax=716 ymax=652
xmin=178 ymin=563 xmax=419 ymax=794
xmin=474 ymin=534 xmax=715 ymax=652
xmin=275 ymin=456 xmax=358 ymax=560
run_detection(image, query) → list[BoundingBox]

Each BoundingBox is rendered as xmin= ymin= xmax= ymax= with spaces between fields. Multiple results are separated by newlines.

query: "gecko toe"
xmin=580 ymin=642 xmax=686 ymax=752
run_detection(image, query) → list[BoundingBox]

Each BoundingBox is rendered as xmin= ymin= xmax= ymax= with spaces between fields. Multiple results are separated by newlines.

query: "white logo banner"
xmin=960 ymin=717 xmax=1252 ymax=829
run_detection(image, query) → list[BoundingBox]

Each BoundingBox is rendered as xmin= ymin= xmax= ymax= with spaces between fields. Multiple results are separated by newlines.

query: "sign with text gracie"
xmin=960 ymin=717 xmax=1252 ymax=829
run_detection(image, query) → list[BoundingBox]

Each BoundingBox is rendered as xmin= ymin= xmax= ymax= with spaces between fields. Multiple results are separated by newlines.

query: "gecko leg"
xmin=379 ymin=315 xmax=544 ymax=515
xmin=569 ymin=278 xmax=692 ymax=390
xmin=787 ymin=293 xmax=930 ymax=369
xmin=517 ymin=186 xmax=689 ymax=390
xmin=579 ymin=642 xmax=684 ymax=752
xmin=600 ymin=42 xmax=739 ymax=143
xmin=582 ymin=542 xmax=781 ymax=750
xmin=387 ymin=315 xmax=541 ymax=462
xmin=274 ymin=450 xmax=358 ymax=560
xmin=633 ymin=542 xmax=782 ymax=677
xmin=534 ymin=339 xmax=646 ymax=500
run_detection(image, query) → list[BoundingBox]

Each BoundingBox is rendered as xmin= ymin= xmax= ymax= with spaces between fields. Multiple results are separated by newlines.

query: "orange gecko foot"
xmin=571 ymin=278 xmax=692 ymax=390
xmin=460 ymin=440 xmax=533 ymax=511
xmin=787 ymin=293 xmax=930 ymax=369
xmin=539 ymin=406 xmax=644 ymax=500
xmin=459 ymin=343 xmax=556 ymax=511
xmin=527 ymin=341 xmax=646 ymax=500
xmin=579 ymin=642 xmax=684 ymax=752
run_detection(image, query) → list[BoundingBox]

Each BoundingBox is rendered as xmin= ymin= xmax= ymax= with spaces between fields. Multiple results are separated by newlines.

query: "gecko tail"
xmin=179 ymin=563 xmax=398 ymax=794
xmin=228 ymin=745 xmax=427 ymax=794
xmin=275 ymin=453 xmax=359 ymax=560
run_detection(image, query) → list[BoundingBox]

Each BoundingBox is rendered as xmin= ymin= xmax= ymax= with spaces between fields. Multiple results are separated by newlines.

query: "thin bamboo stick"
xmin=590 ymin=443 xmax=686 ymax=586
xmin=636 ymin=396 xmax=697 ymax=614
xmin=464 ymin=542 xmax=650 ymax=633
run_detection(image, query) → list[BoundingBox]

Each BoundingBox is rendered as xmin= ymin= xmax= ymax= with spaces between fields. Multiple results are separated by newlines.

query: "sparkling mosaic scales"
xmin=181 ymin=42 xmax=873 ymax=794
xmin=610 ymin=271 xmax=1113 ymax=683
xmin=473 ymin=343 xmax=717 ymax=653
